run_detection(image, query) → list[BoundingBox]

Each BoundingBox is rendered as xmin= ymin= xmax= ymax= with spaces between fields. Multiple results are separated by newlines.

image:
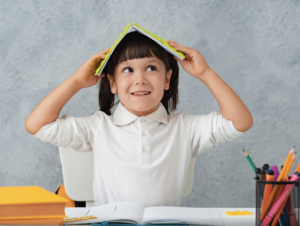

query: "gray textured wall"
xmin=1 ymin=0 xmax=299 ymax=208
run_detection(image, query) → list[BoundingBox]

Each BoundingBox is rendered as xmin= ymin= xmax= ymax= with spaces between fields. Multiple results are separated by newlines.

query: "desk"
xmin=65 ymin=207 xmax=256 ymax=226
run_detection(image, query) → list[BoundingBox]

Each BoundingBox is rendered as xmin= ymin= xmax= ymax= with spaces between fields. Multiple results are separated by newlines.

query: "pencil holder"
xmin=254 ymin=177 xmax=300 ymax=226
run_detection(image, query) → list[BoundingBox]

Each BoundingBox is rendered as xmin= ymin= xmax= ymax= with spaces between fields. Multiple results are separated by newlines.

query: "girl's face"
xmin=107 ymin=56 xmax=172 ymax=117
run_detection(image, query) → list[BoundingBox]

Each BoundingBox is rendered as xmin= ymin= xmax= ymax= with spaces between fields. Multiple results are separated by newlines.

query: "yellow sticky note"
xmin=63 ymin=215 xmax=97 ymax=223
xmin=225 ymin=210 xmax=253 ymax=216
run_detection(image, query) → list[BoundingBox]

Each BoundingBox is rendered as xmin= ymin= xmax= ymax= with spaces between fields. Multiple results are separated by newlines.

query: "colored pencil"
xmin=270 ymin=153 xmax=296 ymax=226
xmin=260 ymin=170 xmax=274 ymax=220
xmin=260 ymin=172 xmax=299 ymax=226
xmin=242 ymin=148 xmax=256 ymax=172
xmin=259 ymin=147 xmax=295 ymax=221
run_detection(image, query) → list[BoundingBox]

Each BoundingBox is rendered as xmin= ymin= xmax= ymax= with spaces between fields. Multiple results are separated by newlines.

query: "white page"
xmin=64 ymin=202 xmax=145 ymax=225
xmin=142 ymin=206 xmax=224 ymax=226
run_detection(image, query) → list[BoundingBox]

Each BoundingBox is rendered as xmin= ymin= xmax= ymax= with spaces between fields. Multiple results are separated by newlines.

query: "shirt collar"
xmin=112 ymin=101 xmax=169 ymax=126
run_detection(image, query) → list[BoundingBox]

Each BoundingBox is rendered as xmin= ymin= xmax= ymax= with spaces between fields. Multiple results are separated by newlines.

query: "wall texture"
xmin=1 ymin=0 xmax=299 ymax=207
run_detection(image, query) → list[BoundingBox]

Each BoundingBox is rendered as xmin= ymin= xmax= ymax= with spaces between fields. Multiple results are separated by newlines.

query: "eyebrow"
xmin=121 ymin=59 xmax=158 ymax=64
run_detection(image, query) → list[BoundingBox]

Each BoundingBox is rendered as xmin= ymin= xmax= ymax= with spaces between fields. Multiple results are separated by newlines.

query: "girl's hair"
xmin=98 ymin=31 xmax=179 ymax=115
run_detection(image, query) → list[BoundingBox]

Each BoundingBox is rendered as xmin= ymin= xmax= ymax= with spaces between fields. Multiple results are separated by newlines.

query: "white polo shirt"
xmin=33 ymin=101 xmax=244 ymax=207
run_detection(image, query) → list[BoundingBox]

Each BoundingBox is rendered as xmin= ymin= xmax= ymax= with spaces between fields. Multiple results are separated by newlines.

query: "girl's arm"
xmin=198 ymin=68 xmax=253 ymax=132
xmin=168 ymin=40 xmax=253 ymax=132
xmin=25 ymin=47 xmax=110 ymax=135
xmin=25 ymin=76 xmax=82 ymax=135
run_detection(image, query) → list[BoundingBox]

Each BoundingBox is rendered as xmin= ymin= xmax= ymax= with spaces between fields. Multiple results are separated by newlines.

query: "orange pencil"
xmin=270 ymin=153 xmax=295 ymax=226
xmin=272 ymin=153 xmax=295 ymax=205
xmin=260 ymin=170 xmax=274 ymax=220
xmin=295 ymin=160 xmax=300 ymax=173
xmin=277 ymin=159 xmax=300 ymax=226
xmin=259 ymin=147 xmax=295 ymax=221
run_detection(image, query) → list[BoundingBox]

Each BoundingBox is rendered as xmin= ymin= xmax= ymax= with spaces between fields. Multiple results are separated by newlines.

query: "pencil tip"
xmin=291 ymin=147 xmax=295 ymax=154
xmin=242 ymin=148 xmax=245 ymax=152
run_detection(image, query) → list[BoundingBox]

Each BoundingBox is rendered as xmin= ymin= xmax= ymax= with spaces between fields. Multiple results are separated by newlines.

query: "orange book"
xmin=0 ymin=186 xmax=69 ymax=225
xmin=0 ymin=217 xmax=63 ymax=225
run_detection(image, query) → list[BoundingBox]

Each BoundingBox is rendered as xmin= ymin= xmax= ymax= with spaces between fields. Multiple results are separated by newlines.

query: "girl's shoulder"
xmin=90 ymin=110 xmax=114 ymax=122
xmin=90 ymin=110 xmax=111 ymax=118
xmin=168 ymin=111 xmax=219 ymax=125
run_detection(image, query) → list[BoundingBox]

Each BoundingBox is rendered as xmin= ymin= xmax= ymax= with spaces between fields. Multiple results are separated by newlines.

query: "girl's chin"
xmin=126 ymin=103 xmax=158 ymax=112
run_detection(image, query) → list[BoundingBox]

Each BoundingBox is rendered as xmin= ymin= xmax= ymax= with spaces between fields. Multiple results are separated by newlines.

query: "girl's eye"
xmin=123 ymin=66 xmax=156 ymax=73
xmin=147 ymin=65 xmax=156 ymax=71
xmin=124 ymin=67 xmax=133 ymax=73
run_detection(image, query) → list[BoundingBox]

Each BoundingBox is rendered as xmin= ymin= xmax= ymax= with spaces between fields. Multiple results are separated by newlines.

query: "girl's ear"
xmin=164 ymin=69 xmax=172 ymax=90
xmin=107 ymin=74 xmax=117 ymax=94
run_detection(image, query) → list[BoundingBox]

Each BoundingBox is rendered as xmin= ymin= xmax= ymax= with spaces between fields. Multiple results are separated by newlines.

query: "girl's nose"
xmin=134 ymin=74 xmax=147 ymax=85
xmin=135 ymin=80 xmax=146 ymax=85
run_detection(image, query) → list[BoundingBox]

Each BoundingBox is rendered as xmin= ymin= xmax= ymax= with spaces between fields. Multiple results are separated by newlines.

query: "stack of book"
xmin=0 ymin=185 xmax=69 ymax=225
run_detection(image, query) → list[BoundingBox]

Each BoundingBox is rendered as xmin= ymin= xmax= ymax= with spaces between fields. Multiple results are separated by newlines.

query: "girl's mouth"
xmin=131 ymin=92 xmax=151 ymax=97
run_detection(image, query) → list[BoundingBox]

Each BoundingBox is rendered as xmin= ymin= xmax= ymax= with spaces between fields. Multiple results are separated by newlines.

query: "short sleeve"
xmin=33 ymin=114 xmax=95 ymax=152
xmin=184 ymin=111 xmax=244 ymax=158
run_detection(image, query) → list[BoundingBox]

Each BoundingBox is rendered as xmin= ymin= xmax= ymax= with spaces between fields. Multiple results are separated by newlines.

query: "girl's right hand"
xmin=72 ymin=47 xmax=110 ymax=89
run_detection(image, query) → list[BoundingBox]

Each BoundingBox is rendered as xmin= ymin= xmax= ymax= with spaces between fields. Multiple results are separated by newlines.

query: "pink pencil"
xmin=260 ymin=172 xmax=300 ymax=226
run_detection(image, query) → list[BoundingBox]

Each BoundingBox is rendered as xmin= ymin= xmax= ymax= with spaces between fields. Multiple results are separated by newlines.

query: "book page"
xmin=64 ymin=202 xmax=145 ymax=225
xmin=142 ymin=206 xmax=224 ymax=226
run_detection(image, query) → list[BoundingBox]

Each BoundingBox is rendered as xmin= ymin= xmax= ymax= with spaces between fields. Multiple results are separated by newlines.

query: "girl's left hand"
xmin=168 ymin=40 xmax=210 ymax=79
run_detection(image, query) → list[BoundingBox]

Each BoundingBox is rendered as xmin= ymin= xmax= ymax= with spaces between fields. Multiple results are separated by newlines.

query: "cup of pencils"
xmin=243 ymin=147 xmax=300 ymax=226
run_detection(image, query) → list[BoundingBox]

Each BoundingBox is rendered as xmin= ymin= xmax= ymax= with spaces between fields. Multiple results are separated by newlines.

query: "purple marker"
xmin=270 ymin=165 xmax=280 ymax=180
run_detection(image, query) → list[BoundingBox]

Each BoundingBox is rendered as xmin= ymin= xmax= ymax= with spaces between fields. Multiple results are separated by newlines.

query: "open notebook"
xmin=64 ymin=202 xmax=224 ymax=226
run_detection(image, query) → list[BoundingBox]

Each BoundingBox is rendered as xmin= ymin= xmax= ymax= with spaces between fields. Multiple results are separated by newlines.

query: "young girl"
xmin=25 ymin=31 xmax=253 ymax=207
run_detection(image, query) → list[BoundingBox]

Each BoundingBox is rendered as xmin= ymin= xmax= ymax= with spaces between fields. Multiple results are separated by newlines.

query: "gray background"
xmin=1 ymin=0 xmax=299 ymax=208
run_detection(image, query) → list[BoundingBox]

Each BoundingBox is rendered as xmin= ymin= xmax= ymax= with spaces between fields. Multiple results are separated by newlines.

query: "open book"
xmin=64 ymin=202 xmax=224 ymax=226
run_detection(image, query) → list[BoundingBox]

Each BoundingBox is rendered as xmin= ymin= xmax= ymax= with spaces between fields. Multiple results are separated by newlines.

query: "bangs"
xmin=104 ymin=31 xmax=170 ymax=76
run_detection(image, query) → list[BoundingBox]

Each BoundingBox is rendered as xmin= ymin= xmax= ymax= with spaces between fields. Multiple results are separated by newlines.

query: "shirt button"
xmin=140 ymin=118 xmax=145 ymax=123
xmin=142 ymin=131 xmax=147 ymax=137
xmin=142 ymin=148 xmax=147 ymax=153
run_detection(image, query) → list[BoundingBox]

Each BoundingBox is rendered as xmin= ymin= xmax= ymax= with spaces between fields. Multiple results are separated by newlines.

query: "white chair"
xmin=59 ymin=146 xmax=196 ymax=207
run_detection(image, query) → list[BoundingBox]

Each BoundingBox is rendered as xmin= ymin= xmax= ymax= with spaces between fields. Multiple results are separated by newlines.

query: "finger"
xmin=102 ymin=47 xmax=110 ymax=53
xmin=168 ymin=40 xmax=193 ymax=55
xmin=173 ymin=44 xmax=194 ymax=55
xmin=97 ymin=47 xmax=110 ymax=55
xmin=168 ymin=40 xmax=175 ymax=47
xmin=168 ymin=40 xmax=178 ymax=46
xmin=93 ymin=52 xmax=108 ymax=60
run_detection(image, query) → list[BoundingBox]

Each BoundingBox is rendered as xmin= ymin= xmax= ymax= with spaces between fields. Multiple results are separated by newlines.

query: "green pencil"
xmin=242 ymin=148 xmax=257 ymax=173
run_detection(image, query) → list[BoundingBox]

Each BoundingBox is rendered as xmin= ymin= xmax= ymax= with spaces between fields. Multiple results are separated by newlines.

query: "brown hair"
xmin=98 ymin=31 xmax=179 ymax=115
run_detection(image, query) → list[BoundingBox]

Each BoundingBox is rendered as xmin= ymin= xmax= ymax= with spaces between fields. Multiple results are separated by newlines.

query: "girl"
xmin=25 ymin=31 xmax=253 ymax=207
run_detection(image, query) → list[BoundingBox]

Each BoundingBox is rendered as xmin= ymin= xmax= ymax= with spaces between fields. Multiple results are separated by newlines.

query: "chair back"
xmin=59 ymin=146 xmax=195 ymax=207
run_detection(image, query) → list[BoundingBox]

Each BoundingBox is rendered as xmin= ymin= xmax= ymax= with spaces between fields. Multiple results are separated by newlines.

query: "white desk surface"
xmin=65 ymin=207 xmax=256 ymax=226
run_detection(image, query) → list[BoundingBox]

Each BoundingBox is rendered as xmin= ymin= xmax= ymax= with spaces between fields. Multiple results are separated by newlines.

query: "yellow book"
xmin=0 ymin=186 xmax=69 ymax=219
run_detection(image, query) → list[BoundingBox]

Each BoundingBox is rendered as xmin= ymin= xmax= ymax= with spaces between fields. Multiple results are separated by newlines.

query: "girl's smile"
xmin=131 ymin=93 xmax=151 ymax=97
